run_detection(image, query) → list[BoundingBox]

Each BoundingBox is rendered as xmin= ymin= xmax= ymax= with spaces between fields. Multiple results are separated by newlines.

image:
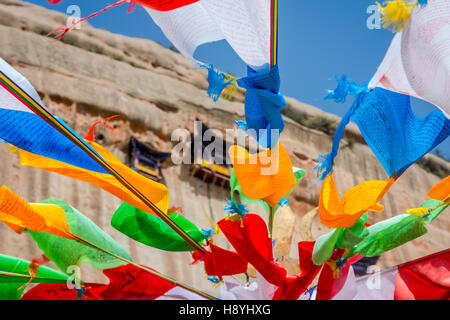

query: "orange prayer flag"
xmin=19 ymin=140 xmax=169 ymax=216
xmin=228 ymin=142 xmax=296 ymax=207
xmin=319 ymin=174 xmax=394 ymax=228
xmin=0 ymin=185 xmax=75 ymax=239
xmin=428 ymin=176 xmax=450 ymax=202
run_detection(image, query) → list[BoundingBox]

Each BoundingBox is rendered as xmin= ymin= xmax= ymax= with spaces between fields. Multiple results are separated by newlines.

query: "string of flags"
xmin=0 ymin=0 xmax=447 ymax=300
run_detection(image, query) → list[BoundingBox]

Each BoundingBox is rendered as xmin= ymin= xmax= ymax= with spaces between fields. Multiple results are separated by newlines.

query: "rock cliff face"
xmin=0 ymin=0 xmax=448 ymax=296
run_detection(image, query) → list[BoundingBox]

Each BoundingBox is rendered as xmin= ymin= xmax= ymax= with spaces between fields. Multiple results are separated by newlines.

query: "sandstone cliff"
xmin=0 ymin=0 xmax=448 ymax=296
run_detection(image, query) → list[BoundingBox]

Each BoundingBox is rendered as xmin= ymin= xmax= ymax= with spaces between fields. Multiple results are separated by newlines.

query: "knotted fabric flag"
xmin=237 ymin=66 xmax=286 ymax=148
xmin=351 ymin=88 xmax=449 ymax=178
xmin=314 ymin=87 xmax=449 ymax=181
xmin=142 ymin=0 xmax=275 ymax=70
xmin=191 ymin=243 xmax=248 ymax=277
xmin=27 ymin=199 xmax=132 ymax=273
xmin=333 ymin=249 xmax=450 ymax=300
xmin=228 ymin=142 xmax=296 ymax=208
xmin=0 ymin=190 xmax=132 ymax=273
xmin=369 ymin=0 xmax=450 ymax=117
xmin=22 ymin=263 xmax=209 ymax=300
xmin=0 ymin=254 xmax=69 ymax=300
xmin=229 ymin=167 xmax=305 ymax=216
xmin=111 ymin=203 xmax=203 ymax=252
xmin=319 ymin=174 xmax=393 ymax=228
xmin=219 ymin=214 xmax=322 ymax=300
xmin=18 ymin=140 xmax=170 ymax=215
xmin=0 ymin=185 xmax=75 ymax=239
xmin=0 ymin=57 xmax=202 ymax=252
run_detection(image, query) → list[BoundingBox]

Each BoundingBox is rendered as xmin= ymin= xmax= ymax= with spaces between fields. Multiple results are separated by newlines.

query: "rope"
xmin=48 ymin=0 xmax=128 ymax=40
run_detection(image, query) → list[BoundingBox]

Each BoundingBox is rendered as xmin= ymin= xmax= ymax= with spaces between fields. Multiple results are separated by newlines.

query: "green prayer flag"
xmin=312 ymin=215 xmax=369 ymax=265
xmin=0 ymin=254 xmax=68 ymax=300
xmin=28 ymin=199 xmax=132 ymax=274
xmin=344 ymin=200 xmax=448 ymax=258
xmin=111 ymin=202 xmax=203 ymax=252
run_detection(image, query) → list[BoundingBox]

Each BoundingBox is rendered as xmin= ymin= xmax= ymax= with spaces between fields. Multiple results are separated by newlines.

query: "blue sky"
xmin=24 ymin=0 xmax=449 ymax=157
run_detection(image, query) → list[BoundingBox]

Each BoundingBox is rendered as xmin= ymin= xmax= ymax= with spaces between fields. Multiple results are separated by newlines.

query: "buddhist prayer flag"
xmin=315 ymin=86 xmax=449 ymax=181
xmin=219 ymin=215 xmax=321 ymax=300
xmin=0 ymin=57 xmax=169 ymax=215
xmin=350 ymin=88 xmax=449 ymax=178
xmin=228 ymin=143 xmax=296 ymax=208
xmin=112 ymin=204 xmax=203 ymax=252
xmin=313 ymin=196 xmax=448 ymax=266
xmin=0 ymin=185 xmax=75 ymax=239
xmin=343 ymin=199 xmax=448 ymax=259
xmin=27 ymin=199 xmax=132 ymax=273
xmin=0 ymin=57 xmax=202 ymax=252
xmin=193 ymin=243 xmax=248 ymax=277
xmin=19 ymin=142 xmax=169 ymax=216
xmin=142 ymin=0 xmax=276 ymax=69
xmin=319 ymin=174 xmax=393 ymax=228
xmin=0 ymin=58 xmax=107 ymax=173
xmin=369 ymin=0 xmax=450 ymax=118
xmin=333 ymin=249 xmax=450 ymax=300
xmin=230 ymin=166 xmax=306 ymax=215
xmin=0 ymin=254 xmax=69 ymax=300
xmin=0 ymin=188 xmax=131 ymax=273
xmin=219 ymin=213 xmax=287 ymax=287
xmin=22 ymin=264 xmax=209 ymax=300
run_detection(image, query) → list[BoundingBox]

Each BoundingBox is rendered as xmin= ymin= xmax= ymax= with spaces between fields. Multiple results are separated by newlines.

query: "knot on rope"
xmin=169 ymin=206 xmax=183 ymax=219
xmin=191 ymin=251 xmax=204 ymax=265
xmin=417 ymin=0 xmax=428 ymax=6
xmin=205 ymin=275 xmax=224 ymax=287
xmin=17 ymin=255 xmax=49 ymax=291
xmin=312 ymin=152 xmax=336 ymax=182
xmin=84 ymin=115 xmax=120 ymax=142
xmin=224 ymin=213 xmax=245 ymax=228
xmin=336 ymin=258 xmax=348 ymax=270
xmin=199 ymin=64 xmax=236 ymax=102
xmin=377 ymin=1 xmax=417 ymax=33
xmin=236 ymin=65 xmax=286 ymax=149
xmin=325 ymin=259 xmax=341 ymax=279
xmin=224 ymin=200 xmax=248 ymax=218
xmin=222 ymin=74 xmax=238 ymax=100
xmin=324 ymin=74 xmax=366 ymax=103
xmin=7 ymin=144 xmax=19 ymax=155
xmin=407 ymin=207 xmax=430 ymax=218
xmin=235 ymin=120 xmax=249 ymax=134
xmin=200 ymin=228 xmax=214 ymax=242
xmin=278 ymin=198 xmax=291 ymax=207
xmin=47 ymin=0 xmax=128 ymax=40
xmin=76 ymin=287 xmax=86 ymax=300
